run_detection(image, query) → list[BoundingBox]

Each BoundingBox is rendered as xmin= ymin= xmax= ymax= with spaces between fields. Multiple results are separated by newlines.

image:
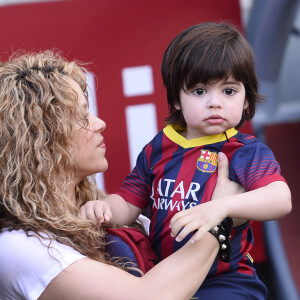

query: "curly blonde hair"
xmin=0 ymin=50 xmax=115 ymax=264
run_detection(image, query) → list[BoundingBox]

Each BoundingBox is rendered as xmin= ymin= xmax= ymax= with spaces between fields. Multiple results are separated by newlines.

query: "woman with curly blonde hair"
xmin=0 ymin=50 xmax=235 ymax=299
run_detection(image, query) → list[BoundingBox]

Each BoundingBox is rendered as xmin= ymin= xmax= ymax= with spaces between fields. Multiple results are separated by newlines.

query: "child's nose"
xmin=207 ymin=92 xmax=222 ymax=108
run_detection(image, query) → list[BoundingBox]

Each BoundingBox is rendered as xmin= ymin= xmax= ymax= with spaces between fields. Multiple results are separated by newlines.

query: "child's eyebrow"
xmin=223 ymin=80 xmax=242 ymax=86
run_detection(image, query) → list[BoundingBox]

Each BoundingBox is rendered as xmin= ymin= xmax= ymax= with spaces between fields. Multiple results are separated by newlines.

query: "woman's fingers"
xmin=216 ymin=152 xmax=230 ymax=184
xmin=212 ymin=152 xmax=231 ymax=200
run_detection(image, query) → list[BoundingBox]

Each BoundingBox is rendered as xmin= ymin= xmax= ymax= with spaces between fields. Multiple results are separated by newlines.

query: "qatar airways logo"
xmin=150 ymin=178 xmax=200 ymax=211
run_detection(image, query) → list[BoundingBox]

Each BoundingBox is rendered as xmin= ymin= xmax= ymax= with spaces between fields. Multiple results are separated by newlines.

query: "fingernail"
xmin=218 ymin=152 xmax=224 ymax=160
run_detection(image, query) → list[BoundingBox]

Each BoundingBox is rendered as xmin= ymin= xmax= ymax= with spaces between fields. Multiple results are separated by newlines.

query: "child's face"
xmin=176 ymin=76 xmax=248 ymax=139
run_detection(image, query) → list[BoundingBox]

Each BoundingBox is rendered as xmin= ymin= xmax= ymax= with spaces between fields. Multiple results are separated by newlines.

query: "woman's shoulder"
xmin=0 ymin=229 xmax=85 ymax=264
xmin=0 ymin=229 xmax=86 ymax=300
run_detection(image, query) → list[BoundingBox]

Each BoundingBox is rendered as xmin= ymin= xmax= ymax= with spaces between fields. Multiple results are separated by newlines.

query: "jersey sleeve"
xmin=116 ymin=144 xmax=152 ymax=209
xmin=0 ymin=229 xmax=86 ymax=300
xmin=229 ymin=141 xmax=286 ymax=191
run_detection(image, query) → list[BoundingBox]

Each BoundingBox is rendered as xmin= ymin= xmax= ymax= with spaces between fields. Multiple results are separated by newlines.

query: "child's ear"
xmin=243 ymin=99 xmax=249 ymax=110
xmin=174 ymin=102 xmax=181 ymax=110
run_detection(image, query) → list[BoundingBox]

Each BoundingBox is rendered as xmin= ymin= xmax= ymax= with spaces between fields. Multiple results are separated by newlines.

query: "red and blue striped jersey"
xmin=116 ymin=124 xmax=286 ymax=278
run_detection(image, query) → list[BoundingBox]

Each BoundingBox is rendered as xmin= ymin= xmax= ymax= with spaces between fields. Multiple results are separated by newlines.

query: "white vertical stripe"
xmin=86 ymin=72 xmax=105 ymax=190
xmin=86 ymin=72 xmax=98 ymax=117
xmin=0 ymin=0 xmax=59 ymax=5
xmin=122 ymin=66 xmax=154 ymax=97
xmin=125 ymin=103 xmax=158 ymax=169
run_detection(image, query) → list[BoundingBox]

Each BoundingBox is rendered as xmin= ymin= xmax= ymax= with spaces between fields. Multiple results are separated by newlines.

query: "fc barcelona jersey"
xmin=116 ymin=124 xmax=285 ymax=278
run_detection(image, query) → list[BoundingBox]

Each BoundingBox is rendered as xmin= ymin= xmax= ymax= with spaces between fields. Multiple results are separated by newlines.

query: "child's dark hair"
xmin=161 ymin=22 xmax=263 ymax=129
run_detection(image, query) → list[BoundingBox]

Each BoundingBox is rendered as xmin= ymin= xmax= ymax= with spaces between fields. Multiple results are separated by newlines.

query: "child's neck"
xmin=180 ymin=129 xmax=218 ymax=140
xmin=179 ymin=128 xmax=235 ymax=141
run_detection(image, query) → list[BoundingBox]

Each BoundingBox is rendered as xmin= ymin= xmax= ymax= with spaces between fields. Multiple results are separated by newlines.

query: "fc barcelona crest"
xmin=196 ymin=150 xmax=218 ymax=173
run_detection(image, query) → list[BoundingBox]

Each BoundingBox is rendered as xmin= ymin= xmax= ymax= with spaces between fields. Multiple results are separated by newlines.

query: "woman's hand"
xmin=211 ymin=152 xmax=244 ymax=200
xmin=169 ymin=152 xmax=246 ymax=243
xmin=211 ymin=152 xmax=247 ymax=227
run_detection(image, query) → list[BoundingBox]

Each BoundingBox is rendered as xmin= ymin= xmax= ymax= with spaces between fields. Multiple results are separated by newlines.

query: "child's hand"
xmin=169 ymin=201 xmax=226 ymax=244
xmin=78 ymin=200 xmax=112 ymax=225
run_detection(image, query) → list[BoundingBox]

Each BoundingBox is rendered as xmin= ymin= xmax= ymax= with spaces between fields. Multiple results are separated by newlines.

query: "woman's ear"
xmin=243 ymin=99 xmax=249 ymax=110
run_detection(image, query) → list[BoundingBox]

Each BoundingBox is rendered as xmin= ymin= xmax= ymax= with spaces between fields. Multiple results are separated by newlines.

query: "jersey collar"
xmin=163 ymin=124 xmax=237 ymax=148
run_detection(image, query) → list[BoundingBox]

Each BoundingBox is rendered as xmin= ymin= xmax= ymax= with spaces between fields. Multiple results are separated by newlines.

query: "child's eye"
xmin=192 ymin=88 xmax=206 ymax=96
xmin=223 ymin=88 xmax=236 ymax=96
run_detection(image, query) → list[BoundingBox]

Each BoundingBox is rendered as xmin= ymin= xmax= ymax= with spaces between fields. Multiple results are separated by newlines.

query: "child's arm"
xmin=78 ymin=194 xmax=142 ymax=226
xmin=220 ymin=180 xmax=291 ymax=221
xmin=170 ymin=153 xmax=292 ymax=244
